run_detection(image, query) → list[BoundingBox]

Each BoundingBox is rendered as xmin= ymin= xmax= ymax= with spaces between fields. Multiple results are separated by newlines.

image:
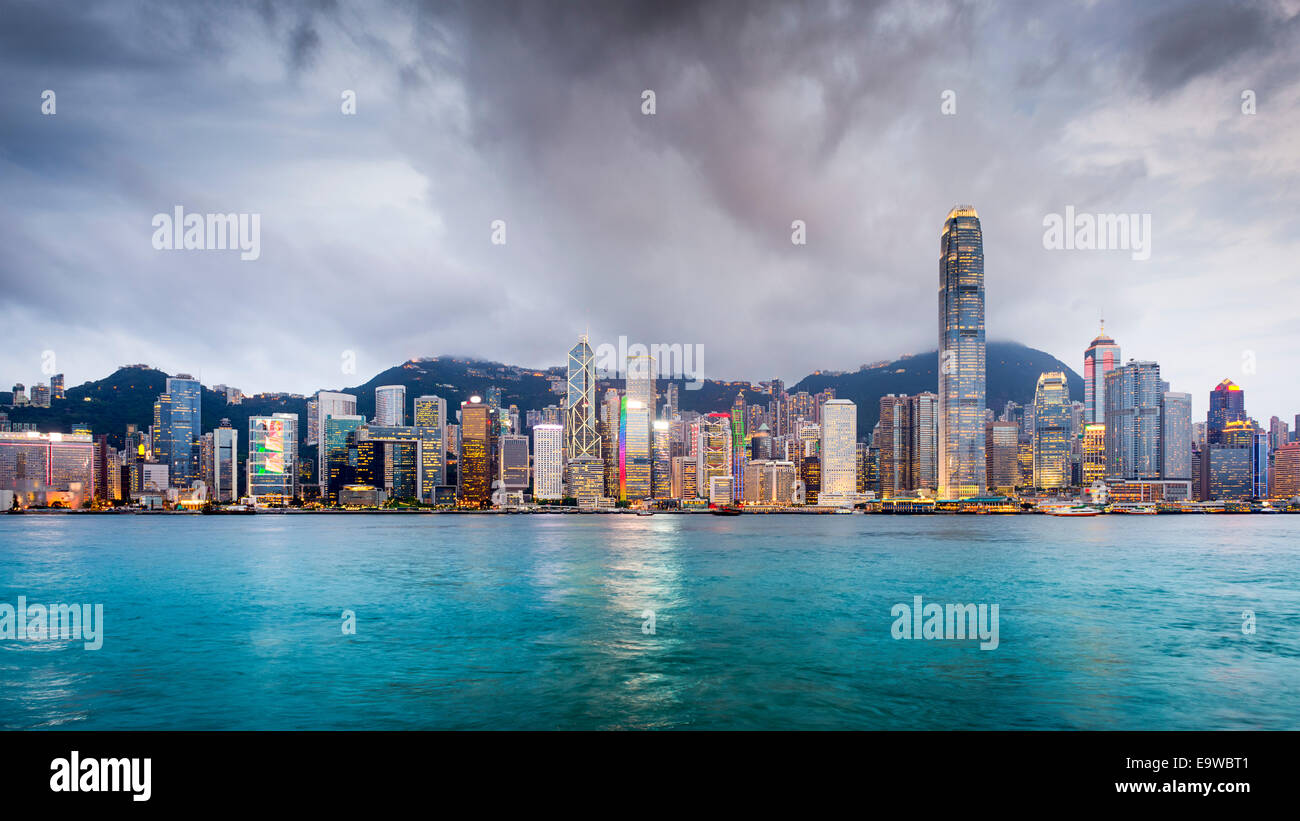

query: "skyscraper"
xmin=159 ymin=374 xmax=201 ymax=488
xmin=938 ymin=205 xmax=986 ymax=498
xmin=618 ymin=398 xmax=652 ymax=501
xmin=697 ymin=413 xmax=732 ymax=496
xmin=1207 ymin=379 xmax=1245 ymax=444
xmin=374 ymin=385 xmax=406 ymax=426
xmin=1104 ymin=361 xmax=1162 ymax=480
xmin=985 ymin=421 xmax=1020 ymax=492
xmin=50 ymin=374 xmax=65 ymax=401
xmin=532 ymin=424 xmax=564 ymax=500
xmin=315 ymin=391 xmax=358 ymax=490
xmin=498 ymin=434 xmax=529 ymax=492
xmin=818 ymin=399 xmax=857 ymax=505
xmin=877 ymin=395 xmax=911 ymax=497
xmin=414 ymin=395 xmax=447 ymax=499
xmin=248 ymin=413 xmax=298 ymax=502
xmin=1273 ymin=442 xmax=1300 ymax=499
xmin=1160 ymin=391 xmax=1192 ymax=479
xmin=565 ymin=336 xmax=600 ymax=467
xmin=1083 ymin=324 xmax=1121 ymax=425
xmin=213 ymin=419 xmax=237 ymax=502
xmin=626 ymin=354 xmax=657 ymax=421
xmin=652 ymin=420 xmax=672 ymax=499
xmin=323 ymin=414 xmax=365 ymax=503
xmin=457 ymin=396 xmax=491 ymax=508
xmin=1032 ymin=372 xmax=1071 ymax=490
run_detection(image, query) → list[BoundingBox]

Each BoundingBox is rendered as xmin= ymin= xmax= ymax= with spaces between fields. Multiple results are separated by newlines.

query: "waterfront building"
xmin=248 ymin=413 xmax=298 ymax=503
xmin=564 ymin=336 xmax=601 ymax=462
xmin=938 ymin=205 xmax=987 ymax=497
xmin=323 ymin=415 xmax=365 ymax=504
xmin=651 ymin=420 xmax=672 ymax=499
xmin=414 ymin=395 xmax=447 ymax=499
xmin=1104 ymin=361 xmax=1162 ymax=480
xmin=1081 ymin=423 xmax=1106 ymax=486
xmin=457 ymin=397 xmax=491 ymax=508
xmin=498 ymin=433 xmax=530 ymax=492
xmin=213 ymin=420 xmax=237 ymax=502
xmin=819 ymin=399 xmax=857 ymax=506
xmin=985 ymin=421 xmax=1021 ymax=492
xmin=1160 ymin=391 xmax=1192 ymax=479
xmin=742 ymin=460 xmax=797 ymax=505
xmin=619 ymin=399 xmax=652 ymax=501
xmin=1032 ymin=372 xmax=1071 ymax=490
xmin=1273 ymin=442 xmax=1300 ymax=499
xmin=532 ymin=423 xmax=564 ymax=500
xmin=696 ymin=413 xmax=732 ymax=497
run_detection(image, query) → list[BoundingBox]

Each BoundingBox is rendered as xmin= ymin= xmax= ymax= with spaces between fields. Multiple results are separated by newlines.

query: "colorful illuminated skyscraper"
xmin=1083 ymin=323 xmax=1120 ymax=425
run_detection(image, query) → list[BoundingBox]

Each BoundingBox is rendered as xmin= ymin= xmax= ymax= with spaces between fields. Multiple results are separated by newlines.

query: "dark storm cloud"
xmin=2 ymin=0 xmax=1300 ymax=422
xmin=1136 ymin=1 xmax=1283 ymax=94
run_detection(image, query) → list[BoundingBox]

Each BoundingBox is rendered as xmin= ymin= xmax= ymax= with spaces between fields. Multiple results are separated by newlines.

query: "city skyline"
xmin=3 ymin=1 xmax=1300 ymax=419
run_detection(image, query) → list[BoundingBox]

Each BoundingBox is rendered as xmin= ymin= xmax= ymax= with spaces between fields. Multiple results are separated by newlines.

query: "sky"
xmin=2 ymin=0 xmax=1299 ymax=424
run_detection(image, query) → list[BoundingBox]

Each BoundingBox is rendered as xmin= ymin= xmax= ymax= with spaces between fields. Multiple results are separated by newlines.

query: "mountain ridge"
xmin=2 ymin=341 xmax=1082 ymax=446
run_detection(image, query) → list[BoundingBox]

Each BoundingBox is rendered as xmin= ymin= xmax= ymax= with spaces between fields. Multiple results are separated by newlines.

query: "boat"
xmin=1046 ymin=505 xmax=1100 ymax=517
xmin=636 ymin=510 xmax=655 ymax=517
xmin=1112 ymin=504 xmax=1157 ymax=515
xmin=712 ymin=505 xmax=743 ymax=516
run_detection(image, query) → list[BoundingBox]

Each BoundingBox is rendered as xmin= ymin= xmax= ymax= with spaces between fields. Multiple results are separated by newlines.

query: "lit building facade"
xmin=1207 ymin=379 xmax=1245 ymax=445
xmin=532 ymin=423 xmax=564 ymax=500
xmin=938 ymin=205 xmax=986 ymax=498
xmin=1083 ymin=325 xmax=1121 ymax=425
xmin=1032 ymin=372 xmax=1071 ymax=490
xmin=819 ymin=399 xmax=857 ymax=505
xmin=374 ymin=385 xmax=406 ymax=426
xmin=1160 ymin=391 xmax=1192 ymax=479
xmin=457 ymin=397 xmax=491 ymax=508
xmin=1104 ymin=361 xmax=1162 ymax=480
xmin=248 ymin=413 xmax=298 ymax=502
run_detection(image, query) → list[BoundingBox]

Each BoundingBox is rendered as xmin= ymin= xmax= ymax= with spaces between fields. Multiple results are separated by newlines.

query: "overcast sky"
xmin=2 ymin=0 xmax=1299 ymax=423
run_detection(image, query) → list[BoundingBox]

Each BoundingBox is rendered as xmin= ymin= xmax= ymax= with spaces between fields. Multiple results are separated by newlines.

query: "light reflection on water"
xmin=1 ymin=513 xmax=1298 ymax=730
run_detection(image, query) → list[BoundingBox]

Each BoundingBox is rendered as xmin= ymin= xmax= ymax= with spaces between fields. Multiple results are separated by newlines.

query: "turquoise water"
xmin=1 ymin=513 xmax=1297 ymax=730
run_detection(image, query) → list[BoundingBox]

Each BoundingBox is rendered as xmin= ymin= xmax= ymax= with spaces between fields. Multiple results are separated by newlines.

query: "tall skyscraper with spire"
xmin=565 ymin=335 xmax=600 ymax=461
xmin=1083 ymin=322 xmax=1120 ymax=425
xmin=937 ymin=206 xmax=986 ymax=498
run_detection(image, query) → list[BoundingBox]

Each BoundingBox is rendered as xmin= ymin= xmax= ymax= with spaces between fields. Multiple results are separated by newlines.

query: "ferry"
xmin=1046 ymin=505 xmax=1101 ymax=517
xmin=712 ymin=505 xmax=743 ymax=516
xmin=1112 ymin=504 xmax=1158 ymax=515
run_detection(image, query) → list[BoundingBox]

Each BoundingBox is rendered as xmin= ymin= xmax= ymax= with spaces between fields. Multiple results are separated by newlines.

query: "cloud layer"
xmin=2 ymin=0 xmax=1299 ymax=424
